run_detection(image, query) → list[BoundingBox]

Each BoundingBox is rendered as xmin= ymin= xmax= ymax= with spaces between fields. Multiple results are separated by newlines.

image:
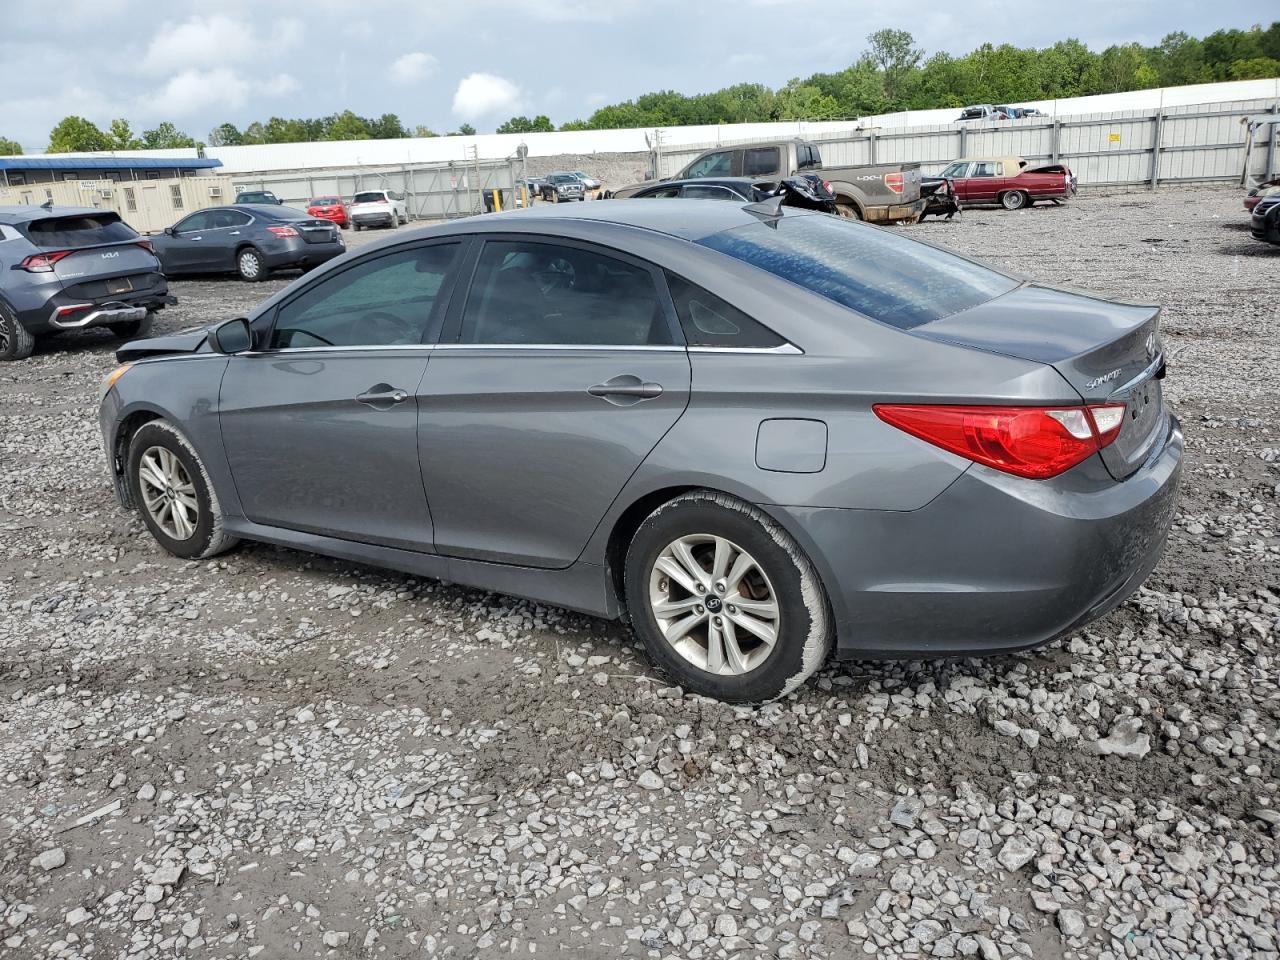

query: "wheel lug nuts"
xmin=696 ymin=583 xmax=706 ymax=594
xmin=727 ymin=604 xmax=736 ymax=614
xmin=696 ymin=605 xmax=705 ymax=614
xmin=713 ymin=616 xmax=723 ymax=626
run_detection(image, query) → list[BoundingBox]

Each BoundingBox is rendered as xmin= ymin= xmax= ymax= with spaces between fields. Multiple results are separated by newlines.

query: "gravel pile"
xmin=1 ymin=187 xmax=1276 ymax=959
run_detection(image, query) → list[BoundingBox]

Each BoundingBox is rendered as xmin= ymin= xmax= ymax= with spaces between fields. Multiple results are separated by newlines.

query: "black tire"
xmin=0 ymin=300 xmax=36 ymax=361
xmin=835 ymin=201 xmax=862 ymax=220
xmin=108 ymin=310 xmax=155 ymax=342
xmin=236 ymin=247 xmax=267 ymax=282
xmin=126 ymin=420 xmax=239 ymax=561
xmin=624 ymin=491 xmax=831 ymax=703
xmin=1000 ymin=190 xmax=1028 ymax=211
xmin=354 ymin=223 xmax=363 ymax=232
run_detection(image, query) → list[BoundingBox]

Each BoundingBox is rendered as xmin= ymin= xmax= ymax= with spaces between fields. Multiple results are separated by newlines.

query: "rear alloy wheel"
xmin=625 ymin=491 xmax=831 ymax=703
xmin=0 ymin=301 xmax=35 ymax=361
xmin=1000 ymin=190 xmax=1028 ymax=211
xmin=237 ymin=247 xmax=266 ymax=282
xmin=835 ymin=201 xmax=862 ymax=220
xmin=108 ymin=311 xmax=154 ymax=342
xmin=126 ymin=420 xmax=238 ymax=560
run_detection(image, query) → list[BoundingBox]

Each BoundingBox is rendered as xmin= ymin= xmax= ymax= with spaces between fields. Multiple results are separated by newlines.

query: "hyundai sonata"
xmin=99 ymin=200 xmax=1182 ymax=702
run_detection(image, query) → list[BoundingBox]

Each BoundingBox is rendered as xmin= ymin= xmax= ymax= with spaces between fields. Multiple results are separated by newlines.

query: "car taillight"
xmin=823 ymin=180 xmax=832 ymax=193
xmin=884 ymin=173 xmax=904 ymax=194
xmin=267 ymin=226 xmax=299 ymax=238
xmin=135 ymin=239 xmax=154 ymax=254
xmin=873 ymin=403 xmax=1126 ymax=480
xmin=19 ymin=250 xmax=73 ymax=272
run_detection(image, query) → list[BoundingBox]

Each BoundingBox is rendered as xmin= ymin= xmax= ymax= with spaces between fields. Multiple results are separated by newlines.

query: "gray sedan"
xmin=98 ymin=201 xmax=1182 ymax=702
xmin=151 ymin=204 xmax=346 ymax=282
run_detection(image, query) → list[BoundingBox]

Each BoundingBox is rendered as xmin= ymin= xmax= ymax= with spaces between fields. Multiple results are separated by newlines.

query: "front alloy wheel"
xmin=137 ymin=445 xmax=200 ymax=540
xmin=237 ymin=248 xmax=265 ymax=281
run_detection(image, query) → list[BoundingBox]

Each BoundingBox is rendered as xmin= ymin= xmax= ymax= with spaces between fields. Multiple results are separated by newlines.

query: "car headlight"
xmin=100 ymin=362 xmax=133 ymax=401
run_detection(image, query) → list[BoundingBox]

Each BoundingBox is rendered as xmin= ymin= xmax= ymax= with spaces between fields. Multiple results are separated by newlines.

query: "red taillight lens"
xmin=884 ymin=173 xmax=904 ymax=194
xmin=873 ymin=403 xmax=1126 ymax=480
xmin=19 ymin=250 xmax=73 ymax=272
xmin=266 ymin=226 xmax=299 ymax=238
xmin=135 ymin=239 xmax=154 ymax=254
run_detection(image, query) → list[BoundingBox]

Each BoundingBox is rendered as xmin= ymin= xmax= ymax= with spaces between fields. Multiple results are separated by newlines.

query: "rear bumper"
xmin=352 ymin=211 xmax=396 ymax=225
xmin=777 ymin=414 xmax=1183 ymax=658
xmin=261 ymin=240 xmax=346 ymax=270
xmin=865 ymin=198 xmax=926 ymax=223
xmin=18 ymin=282 xmax=173 ymax=335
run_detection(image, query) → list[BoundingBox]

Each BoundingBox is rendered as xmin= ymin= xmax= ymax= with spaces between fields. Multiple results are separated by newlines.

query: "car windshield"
xmin=550 ymin=175 xmax=575 ymax=184
xmin=699 ymin=214 xmax=1018 ymax=330
xmin=353 ymin=192 xmax=386 ymax=203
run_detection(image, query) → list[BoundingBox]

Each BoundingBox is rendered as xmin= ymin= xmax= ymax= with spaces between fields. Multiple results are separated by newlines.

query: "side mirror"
xmin=209 ymin=317 xmax=252 ymax=355
xmin=164 ymin=226 xmax=175 ymax=236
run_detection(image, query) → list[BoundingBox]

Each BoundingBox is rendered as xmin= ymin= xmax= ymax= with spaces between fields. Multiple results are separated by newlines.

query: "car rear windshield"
xmin=310 ymin=197 xmax=339 ymax=205
xmin=21 ymin=213 xmax=139 ymax=249
xmin=698 ymin=214 xmax=1018 ymax=330
xmin=353 ymin=192 xmax=386 ymax=203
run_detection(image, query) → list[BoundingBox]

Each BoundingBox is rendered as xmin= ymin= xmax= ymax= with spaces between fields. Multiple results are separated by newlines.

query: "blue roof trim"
xmin=0 ymin=157 xmax=222 ymax=171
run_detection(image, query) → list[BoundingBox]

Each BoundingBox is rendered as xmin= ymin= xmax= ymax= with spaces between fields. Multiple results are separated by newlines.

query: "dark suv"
xmin=540 ymin=174 xmax=586 ymax=203
xmin=0 ymin=205 xmax=173 ymax=360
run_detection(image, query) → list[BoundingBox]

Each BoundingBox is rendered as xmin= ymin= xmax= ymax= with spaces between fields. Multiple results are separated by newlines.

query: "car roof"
xmin=0 ymin=204 xmax=109 ymax=224
xmin=482 ymin=198 xmax=791 ymax=240
xmin=955 ymin=155 xmax=1026 ymax=168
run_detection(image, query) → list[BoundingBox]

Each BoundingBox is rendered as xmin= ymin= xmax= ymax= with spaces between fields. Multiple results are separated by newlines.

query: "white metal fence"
xmin=230 ymin=157 xmax=522 ymax=220
xmin=654 ymin=99 xmax=1280 ymax=188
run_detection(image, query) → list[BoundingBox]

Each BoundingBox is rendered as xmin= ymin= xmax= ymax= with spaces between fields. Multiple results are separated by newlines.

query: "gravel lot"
xmin=1 ymin=187 xmax=1277 ymax=960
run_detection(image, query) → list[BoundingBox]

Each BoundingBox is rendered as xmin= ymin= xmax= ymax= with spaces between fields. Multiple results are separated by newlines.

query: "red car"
xmin=938 ymin=155 xmax=1076 ymax=210
xmin=306 ymin=196 xmax=349 ymax=229
xmin=1245 ymin=177 xmax=1280 ymax=212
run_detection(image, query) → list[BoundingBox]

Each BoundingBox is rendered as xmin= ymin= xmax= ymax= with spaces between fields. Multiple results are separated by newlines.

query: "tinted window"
xmin=206 ymin=209 xmax=250 ymax=229
xmin=638 ymin=186 xmax=681 ymax=198
xmin=666 ymin=273 xmax=785 ymax=348
xmin=699 ymin=214 xmax=1018 ymax=330
xmin=686 ymin=151 xmax=733 ymax=178
xmin=742 ymin=147 xmax=780 ymax=177
xmin=683 ymin=185 xmax=746 ymax=201
xmin=173 ymin=211 xmax=213 ymax=233
xmin=797 ymin=144 xmax=820 ymax=170
xmin=23 ymin=213 xmax=139 ymax=248
xmin=462 ymin=240 xmax=671 ymax=346
xmin=353 ymin=192 xmax=386 ymax=203
xmin=310 ymin=197 xmax=339 ymax=206
xmin=270 ymin=244 xmax=459 ymax=348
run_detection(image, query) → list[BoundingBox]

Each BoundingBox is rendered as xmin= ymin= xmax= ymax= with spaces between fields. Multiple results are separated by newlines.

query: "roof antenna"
xmin=742 ymin=194 xmax=785 ymax=225
xmin=40 ymin=197 xmax=55 ymax=211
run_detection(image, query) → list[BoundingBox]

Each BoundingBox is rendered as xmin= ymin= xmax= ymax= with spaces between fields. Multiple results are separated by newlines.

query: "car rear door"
xmin=418 ymin=236 xmax=691 ymax=568
xmin=218 ymin=240 xmax=465 ymax=551
xmin=967 ymin=161 xmax=1000 ymax=203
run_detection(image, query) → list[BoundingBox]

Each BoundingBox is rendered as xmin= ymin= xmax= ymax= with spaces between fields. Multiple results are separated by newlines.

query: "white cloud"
xmin=452 ymin=73 xmax=522 ymax=119
xmin=145 ymin=69 xmax=297 ymax=119
xmin=140 ymin=14 xmax=301 ymax=73
xmin=389 ymin=51 xmax=438 ymax=85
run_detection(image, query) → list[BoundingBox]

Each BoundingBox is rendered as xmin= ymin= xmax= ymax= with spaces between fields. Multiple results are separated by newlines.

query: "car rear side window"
xmin=699 ymin=214 xmax=1018 ymax=330
xmin=462 ymin=240 xmax=672 ymax=347
xmin=742 ymin=147 xmax=780 ymax=177
xmin=22 ymin=213 xmax=138 ymax=248
xmin=683 ymin=185 xmax=745 ymax=201
xmin=270 ymin=243 xmax=459 ymax=349
xmin=665 ymin=273 xmax=785 ymax=348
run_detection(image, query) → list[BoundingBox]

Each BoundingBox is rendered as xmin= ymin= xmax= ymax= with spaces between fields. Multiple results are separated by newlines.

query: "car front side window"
xmin=461 ymin=240 xmax=672 ymax=347
xmin=174 ymin=211 xmax=212 ymax=233
xmin=742 ymin=147 xmax=780 ymax=177
xmin=686 ymin=151 xmax=732 ymax=178
xmin=270 ymin=243 xmax=460 ymax=349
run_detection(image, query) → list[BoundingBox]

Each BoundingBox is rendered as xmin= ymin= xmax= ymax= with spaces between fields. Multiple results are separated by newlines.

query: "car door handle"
xmin=189 ymin=236 xmax=202 ymax=241
xmin=355 ymin=384 xmax=409 ymax=407
xmin=587 ymin=375 xmax=663 ymax=403
xmin=229 ymin=231 xmax=240 ymax=235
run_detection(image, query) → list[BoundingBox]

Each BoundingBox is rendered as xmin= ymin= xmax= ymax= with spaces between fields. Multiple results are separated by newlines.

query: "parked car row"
xmin=957 ymin=104 xmax=1048 ymax=122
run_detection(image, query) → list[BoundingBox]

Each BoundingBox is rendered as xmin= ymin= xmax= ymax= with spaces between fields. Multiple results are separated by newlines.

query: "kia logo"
xmin=101 ymin=251 xmax=119 ymax=259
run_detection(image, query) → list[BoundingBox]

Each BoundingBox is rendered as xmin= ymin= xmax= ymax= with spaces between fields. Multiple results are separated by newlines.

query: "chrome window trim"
xmin=435 ymin=343 xmax=687 ymax=353
xmin=1110 ymin=353 xmax=1165 ymax=398
xmin=235 ymin=343 xmax=801 ymax=357
xmin=688 ymin=343 xmax=802 ymax=355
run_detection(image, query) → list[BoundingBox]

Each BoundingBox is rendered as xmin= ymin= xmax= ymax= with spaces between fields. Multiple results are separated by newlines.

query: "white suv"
xmin=349 ymin=190 xmax=407 ymax=230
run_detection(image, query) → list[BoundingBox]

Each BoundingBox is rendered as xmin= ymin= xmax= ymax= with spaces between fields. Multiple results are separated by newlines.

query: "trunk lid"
xmin=17 ymin=211 xmax=158 ymax=288
xmin=293 ymin=219 xmax=339 ymax=244
xmin=916 ymin=283 xmax=1167 ymax=479
xmin=50 ymin=243 xmax=158 ymax=284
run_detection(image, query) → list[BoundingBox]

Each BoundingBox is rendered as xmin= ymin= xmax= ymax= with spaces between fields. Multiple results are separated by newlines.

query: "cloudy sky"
xmin=2 ymin=0 xmax=1274 ymax=148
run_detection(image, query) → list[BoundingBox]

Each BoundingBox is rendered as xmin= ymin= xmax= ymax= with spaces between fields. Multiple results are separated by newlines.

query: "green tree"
xmin=141 ymin=122 xmax=196 ymax=149
xmin=240 ymin=122 xmax=267 ymax=145
xmin=772 ymin=80 xmax=841 ymax=119
xmin=454 ymin=123 xmax=476 ymax=136
xmin=108 ymin=119 xmax=141 ymax=150
xmin=497 ymin=115 xmax=555 ymax=134
xmin=208 ymin=123 xmax=243 ymax=146
xmin=413 ymin=124 xmax=440 ymax=138
xmin=47 ymin=116 xmax=111 ymax=152
xmin=558 ymin=119 xmax=590 ymax=131
xmin=865 ymin=29 xmax=923 ymax=104
xmin=1228 ymin=56 xmax=1280 ymax=80
xmin=326 ymin=110 xmax=372 ymax=141
xmin=0 ymin=135 xmax=22 ymax=156
xmin=369 ymin=113 xmax=408 ymax=139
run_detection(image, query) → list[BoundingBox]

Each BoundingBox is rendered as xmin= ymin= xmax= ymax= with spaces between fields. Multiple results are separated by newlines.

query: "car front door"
xmin=158 ymin=211 xmax=215 ymax=273
xmin=219 ymin=240 xmax=465 ymax=551
xmin=418 ymin=236 xmax=691 ymax=568
xmin=941 ymin=162 xmax=972 ymax=202
xmin=967 ymin=161 xmax=1000 ymax=203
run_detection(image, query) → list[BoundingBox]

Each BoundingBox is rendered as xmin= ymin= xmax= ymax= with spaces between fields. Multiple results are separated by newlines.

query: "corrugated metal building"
xmin=0 ymin=156 xmax=223 ymax=186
